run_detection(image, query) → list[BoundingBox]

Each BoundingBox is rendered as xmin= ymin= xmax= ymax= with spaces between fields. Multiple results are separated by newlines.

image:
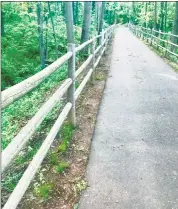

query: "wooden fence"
xmin=128 ymin=23 xmax=178 ymax=59
xmin=1 ymin=24 xmax=115 ymax=209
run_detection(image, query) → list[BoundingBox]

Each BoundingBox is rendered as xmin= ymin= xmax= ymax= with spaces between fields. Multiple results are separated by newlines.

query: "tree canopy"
xmin=1 ymin=1 xmax=177 ymax=90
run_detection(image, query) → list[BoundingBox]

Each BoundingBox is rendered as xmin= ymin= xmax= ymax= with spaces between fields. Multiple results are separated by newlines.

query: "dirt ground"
xmin=15 ymin=37 xmax=114 ymax=209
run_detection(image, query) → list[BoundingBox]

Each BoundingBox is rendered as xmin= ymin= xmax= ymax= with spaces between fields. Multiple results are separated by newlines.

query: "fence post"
xmin=138 ymin=26 xmax=140 ymax=38
xmin=104 ymin=30 xmax=107 ymax=56
xmin=165 ymin=32 xmax=169 ymax=58
xmin=91 ymin=38 xmax=95 ymax=82
xmin=100 ymin=29 xmax=104 ymax=56
xmin=99 ymin=31 xmax=102 ymax=53
xmin=67 ymin=43 xmax=76 ymax=127
xmin=142 ymin=28 xmax=144 ymax=40
xmin=150 ymin=28 xmax=153 ymax=46
xmin=134 ymin=26 xmax=136 ymax=34
xmin=157 ymin=30 xmax=160 ymax=50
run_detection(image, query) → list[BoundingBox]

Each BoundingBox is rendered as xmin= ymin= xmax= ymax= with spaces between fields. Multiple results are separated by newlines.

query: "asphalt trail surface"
xmin=79 ymin=26 xmax=178 ymax=209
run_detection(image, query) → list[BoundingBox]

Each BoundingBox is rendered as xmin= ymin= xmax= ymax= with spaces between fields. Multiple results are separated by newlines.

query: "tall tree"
xmin=81 ymin=2 xmax=92 ymax=43
xmin=27 ymin=2 xmax=33 ymax=13
xmin=37 ymin=2 xmax=45 ymax=69
xmin=44 ymin=4 xmax=48 ymax=62
xmin=145 ymin=2 xmax=148 ymax=15
xmin=74 ymin=2 xmax=79 ymax=25
xmin=131 ymin=2 xmax=135 ymax=24
xmin=48 ymin=2 xmax=58 ymax=58
xmin=72 ymin=2 xmax=75 ymax=22
xmin=164 ymin=2 xmax=167 ymax=32
xmin=61 ymin=2 xmax=65 ymax=17
xmin=96 ymin=2 xmax=102 ymax=31
xmin=145 ymin=2 xmax=148 ymax=27
xmin=98 ymin=2 xmax=105 ymax=34
xmin=92 ymin=2 xmax=95 ymax=13
xmin=154 ymin=2 xmax=158 ymax=35
xmin=1 ymin=5 xmax=5 ymax=36
xmin=65 ymin=2 xmax=74 ymax=43
xmin=160 ymin=2 xmax=164 ymax=31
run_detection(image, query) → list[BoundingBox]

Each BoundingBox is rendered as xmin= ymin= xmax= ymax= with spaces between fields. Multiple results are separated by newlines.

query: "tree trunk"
xmin=171 ymin=2 xmax=178 ymax=52
xmin=27 ymin=2 xmax=33 ymax=22
xmin=92 ymin=1 xmax=95 ymax=13
xmin=98 ymin=2 xmax=105 ymax=34
xmin=74 ymin=2 xmax=79 ymax=25
xmin=1 ymin=7 xmax=5 ymax=36
xmin=72 ymin=2 xmax=75 ymax=23
xmin=65 ymin=2 xmax=74 ymax=43
xmin=113 ymin=10 xmax=116 ymax=24
xmin=164 ymin=2 xmax=167 ymax=32
xmin=58 ymin=2 xmax=62 ymax=14
xmin=62 ymin=2 xmax=65 ymax=17
xmin=145 ymin=2 xmax=148 ymax=27
xmin=97 ymin=2 xmax=102 ymax=32
xmin=27 ymin=2 xmax=33 ymax=14
xmin=160 ymin=2 xmax=164 ymax=31
xmin=56 ymin=2 xmax=60 ymax=16
xmin=145 ymin=2 xmax=148 ymax=15
xmin=154 ymin=2 xmax=158 ymax=35
xmin=109 ymin=10 xmax=112 ymax=24
xmin=132 ymin=2 xmax=135 ymax=24
xmin=45 ymin=8 xmax=48 ymax=62
xmin=81 ymin=2 xmax=92 ymax=43
xmin=48 ymin=2 xmax=58 ymax=58
xmin=37 ymin=2 xmax=45 ymax=69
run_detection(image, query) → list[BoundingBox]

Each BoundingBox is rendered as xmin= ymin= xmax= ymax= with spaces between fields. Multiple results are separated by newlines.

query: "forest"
xmin=1 ymin=2 xmax=178 ymax=90
xmin=1 ymin=1 xmax=178 ymax=209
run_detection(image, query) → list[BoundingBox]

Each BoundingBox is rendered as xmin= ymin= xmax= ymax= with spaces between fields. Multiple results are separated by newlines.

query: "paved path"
xmin=79 ymin=26 xmax=178 ymax=209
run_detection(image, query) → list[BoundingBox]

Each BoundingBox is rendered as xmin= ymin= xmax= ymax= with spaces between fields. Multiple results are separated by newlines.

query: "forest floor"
xmin=15 ymin=34 xmax=114 ymax=209
xmin=79 ymin=26 xmax=178 ymax=209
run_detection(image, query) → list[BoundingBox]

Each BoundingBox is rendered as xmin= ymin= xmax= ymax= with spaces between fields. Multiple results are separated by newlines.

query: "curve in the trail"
xmin=79 ymin=26 xmax=178 ymax=209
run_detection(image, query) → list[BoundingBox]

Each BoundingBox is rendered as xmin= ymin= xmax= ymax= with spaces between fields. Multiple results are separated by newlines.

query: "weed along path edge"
xmin=13 ymin=33 xmax=114 ymax=209
xmin=79 ymin=26 xmax=178 ymax=209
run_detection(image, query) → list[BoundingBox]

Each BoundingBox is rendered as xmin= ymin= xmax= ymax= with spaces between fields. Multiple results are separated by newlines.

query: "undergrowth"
xmin=1 ymin=121 xmax=74 ymax=204
xmin=34 ymin=183 xmax=54 ymax=201
xmin=1 ymin=64 xmax=67 ymax=150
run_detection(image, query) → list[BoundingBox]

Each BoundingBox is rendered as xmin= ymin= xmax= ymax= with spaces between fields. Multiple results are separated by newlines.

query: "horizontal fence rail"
xmin=3 ymin=102 xmax=72 ymax=209
xmin=75 ymin=54 xmax=93 ymax=78
xmin=128 ymin=23 xmax=178 ymax=59
xmin=1 ymin=24 xmax=115 ymax=209
xmin=1 ymin=52 xmax=73 ymax=109
xmin=2 ymin=78 xmax=72 ymax=173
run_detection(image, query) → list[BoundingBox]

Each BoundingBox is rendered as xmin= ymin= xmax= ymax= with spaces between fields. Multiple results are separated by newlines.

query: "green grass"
xmin=75 ymin=81 xmax=80 ymax=89
xmin=2 ymin=119 xmax=74 ymax=197
xmin=1 ymin=64 xmax=67 ymax=150
xmin=34 ymin=183 xmax=53 ymax=201
xmin=1 ymin=171 xmax=24 ymax=192
xmin=57 ymin=122 xmax=74 ymax=153
xmin=48 ymin=152 xmax=59 ymax=165
xmin=1 ymin=73 xmax=66 ymax=194
xmin=1 ymin=6 xmax=101 ymax=204
xmin=56 ymin=161 xmax=70 ymax=173
xmin=96 ymin=74 xmax=105 ymax=81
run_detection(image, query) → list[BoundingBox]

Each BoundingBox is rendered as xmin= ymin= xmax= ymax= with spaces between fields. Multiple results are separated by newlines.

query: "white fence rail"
xmin=128 ymin=23 xmax=178 ymax=59
xmin=1 ymin=24 xmax=115 ymax=209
